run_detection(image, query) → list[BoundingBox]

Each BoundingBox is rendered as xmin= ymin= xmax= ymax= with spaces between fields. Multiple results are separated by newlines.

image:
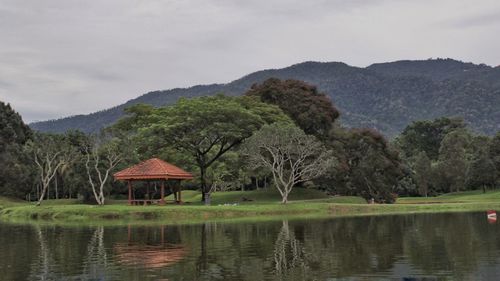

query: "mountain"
xmin=30 ymin=58 xmax=500 ymax=137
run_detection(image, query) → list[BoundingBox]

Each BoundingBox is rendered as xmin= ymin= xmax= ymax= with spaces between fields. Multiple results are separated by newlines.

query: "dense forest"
xmin=2 ymin=77 xmax=500 ymax=204
xmin=31 ymin=58 xmax=500 ymax=137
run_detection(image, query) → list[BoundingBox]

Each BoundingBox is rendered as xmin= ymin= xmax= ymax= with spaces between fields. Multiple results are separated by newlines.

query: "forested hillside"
xmin=31 ymin=58 xmax=500 ymax=137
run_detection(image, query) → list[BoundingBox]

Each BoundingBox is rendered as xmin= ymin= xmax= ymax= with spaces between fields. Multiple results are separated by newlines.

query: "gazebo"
xmin=113 ymin=158 xmax=193 ymax=205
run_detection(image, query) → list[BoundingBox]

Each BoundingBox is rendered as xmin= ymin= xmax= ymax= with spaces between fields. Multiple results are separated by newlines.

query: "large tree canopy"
xmin=489 ymin=133 xmax=500 ymax=187
xmin=396 ymin=117 xmax=466 ymax=161
xmin=324 ymin=128 xmax=404 ymax=203
xmin=245 ymin=78 xmax=340 ymax=138
xmin=0 ymin=101 xmax=31 ymax=151
xmin=0 ymin=101 xmax=33 ymax=198
xmin=436 ymin=130 xmax=470 ymax=193
xmin=115 ymin=95 xmax=290 ymax=204
xmin=414 ymin=151 xmax=431 ymax=197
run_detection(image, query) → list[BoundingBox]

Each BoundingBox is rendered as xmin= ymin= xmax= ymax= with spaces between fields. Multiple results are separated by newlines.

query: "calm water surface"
xmin=1 ymin=212 xmax=500 ymax=281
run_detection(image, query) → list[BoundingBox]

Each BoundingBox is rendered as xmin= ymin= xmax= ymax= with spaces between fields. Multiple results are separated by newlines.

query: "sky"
xmin=1 ymin=0 xmax=500 ymax=123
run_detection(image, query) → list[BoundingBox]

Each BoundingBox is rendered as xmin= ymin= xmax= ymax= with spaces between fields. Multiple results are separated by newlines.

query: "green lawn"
xmin=397 ymin=190 xmax=500 ymax=204
xmin=163 ymin=188 xmax=365 ymax=205
xmin=1 ymin=189 xmax=500 ymax=226
xmin=0 ymin=196 xmax=23 ymax=208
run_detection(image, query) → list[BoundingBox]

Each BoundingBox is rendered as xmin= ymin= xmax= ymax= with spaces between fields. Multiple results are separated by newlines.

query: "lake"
xmin=1 ymin=212 xmax=499 ymax=280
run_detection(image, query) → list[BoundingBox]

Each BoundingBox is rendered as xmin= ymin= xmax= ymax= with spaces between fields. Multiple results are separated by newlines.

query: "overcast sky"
xmin=1 ymin=0 xmax=500 ymax=123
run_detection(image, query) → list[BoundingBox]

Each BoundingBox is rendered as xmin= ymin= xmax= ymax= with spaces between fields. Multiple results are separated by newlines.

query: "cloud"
xmin=0 ymin=0 xmax=499 ymax=122
xmin=441 ymin=11 xmax=500 ymax=29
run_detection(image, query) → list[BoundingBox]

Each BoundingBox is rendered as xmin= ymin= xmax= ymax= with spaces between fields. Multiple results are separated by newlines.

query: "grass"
xmin=1 ymin=189 xmax=500 ymax=226
xmin=0 ymin=196 xmax=23 ymax=209
xmin=162 ymin=188 xmax=365 ymax=205
xmin=397 ymin=190 xmax=500 ymax=204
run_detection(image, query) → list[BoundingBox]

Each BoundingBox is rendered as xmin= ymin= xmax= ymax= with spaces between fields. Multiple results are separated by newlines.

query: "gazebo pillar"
xmin=128 ymin=181 xmax=132 ymax=206
xmin=176 ymin=180 xmax=182 ymax=204
xmin=160 ymin=181 xmax=166 ymax=205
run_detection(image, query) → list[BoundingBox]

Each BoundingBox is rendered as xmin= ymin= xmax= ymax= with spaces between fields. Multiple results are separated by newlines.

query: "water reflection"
xmin=81 ymin=226 xmax=112 ymax=280
xmin=30 ymin=226 xmax=55 ymax=281
xmin=273 ymin=220 xmax=306 ymax=277
xmin=114 ymin=226 xmax=187 ymax=269
xmin=1 ymin=213 xmax=500 ymax=280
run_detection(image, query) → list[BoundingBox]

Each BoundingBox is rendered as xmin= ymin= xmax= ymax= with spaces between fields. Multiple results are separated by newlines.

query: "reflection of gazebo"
xmin=113 ymin=158 xmax=193 ymax=205
xmin=114 ymin=243 xmax=187 ymax=269
xmin=114 ymin=226 xmax=187 ymax=269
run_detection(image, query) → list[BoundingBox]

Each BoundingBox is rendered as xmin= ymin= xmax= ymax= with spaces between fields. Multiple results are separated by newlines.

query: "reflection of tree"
xmin=273 ymin=221 xmax=307 ymax=277
xmin=190 ymin=222 xmax=275 ymax=281
xmin=195 ymin=222 xmax=226 ymax=279
xmin=403 ymin=213 xmax=485 ymax=279
xmin=196 ymin=222 xmax=209 ymax=274
xmin=309 ymin=216 xmax=405 ymax=277
xmin=81 ymin=226 xmax=110 ymax=279
xmin=28 ymin=226 xmax=58 ymax=281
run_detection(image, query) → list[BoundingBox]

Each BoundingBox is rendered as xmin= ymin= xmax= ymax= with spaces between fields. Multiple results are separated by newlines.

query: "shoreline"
xmin=1 ymin=200 xmax=500 ymax=227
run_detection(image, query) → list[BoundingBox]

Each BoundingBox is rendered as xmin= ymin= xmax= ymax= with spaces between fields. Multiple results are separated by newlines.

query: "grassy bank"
xmin=1 ymin=189 xmax=500 ymax=226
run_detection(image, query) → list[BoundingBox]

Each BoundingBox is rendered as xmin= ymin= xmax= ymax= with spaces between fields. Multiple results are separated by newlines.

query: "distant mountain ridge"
xmin=30 ymin=58 xmax=500 ymax=137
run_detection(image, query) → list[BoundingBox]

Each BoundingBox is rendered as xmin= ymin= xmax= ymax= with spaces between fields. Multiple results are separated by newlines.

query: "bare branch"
xmin=243 ymin=124 xmax=335 ymax=203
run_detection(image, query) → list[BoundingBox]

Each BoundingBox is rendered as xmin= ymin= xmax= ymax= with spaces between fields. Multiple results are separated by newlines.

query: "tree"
xmin=396 ymin=117 xmax=466 ymax=161
xmin=467 ymin=153 xmax=497 ymax=193
xmin=83 ymin=134 xmax=123 ymax=205
xmin=204 ymin=151 xmax=253 ymax=193
xmin=414 ymin=151 xmax=431 ymax=197
xmin=117 ymin=95 xmax=290 ymax=204
xmin=490 ymin=133 xmax=500 ymax=188
xmin=62 ymin=130 xmax=92 ymax=200
xmin=28 ymin=133 xmax=76 ymax=205
xmin=245 ymin=78 xmax=340 ymax=138
xmin=243 ymin=123 xmax=334 ymax=204
xmin=0 ymin=102 xmax=32 ymax=150
xmin=330 ymin=128 xmax=404 ymax=203
xmin=0 ymin=101 xmax=33 ymax=199
xmin=436 ymin=130 xmax=469 ymax=192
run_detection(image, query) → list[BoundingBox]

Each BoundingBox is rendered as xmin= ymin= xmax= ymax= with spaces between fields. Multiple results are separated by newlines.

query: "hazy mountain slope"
xmin=30 ymin=59 xmax=500 ymax=137
xmin=366 ymin=58 xmax=492 ymax=81
xmin=31 ymin=84 xmax=224 ymax=133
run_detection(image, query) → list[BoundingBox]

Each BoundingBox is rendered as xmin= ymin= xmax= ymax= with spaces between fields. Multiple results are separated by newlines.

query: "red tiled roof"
xmin=114 ymin=158 xmax=193 ymax=180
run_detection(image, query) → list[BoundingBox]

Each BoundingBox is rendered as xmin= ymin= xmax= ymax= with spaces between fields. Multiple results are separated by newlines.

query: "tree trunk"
xmin=36 ymin=182 xmax=49 ymax=206
xmin=99 ymin=187 xmax=105 ymax=205
xmin=55 ymin=174 xmax=59 ymax=200
xmin=200 ymin=166 xmax=210 ymax=205
xmin=281 ymin=191 xmax=289 ymax=204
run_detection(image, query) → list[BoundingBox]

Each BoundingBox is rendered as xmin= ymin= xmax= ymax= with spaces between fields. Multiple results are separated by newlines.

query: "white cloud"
xmin=0 ymin=0 xmax=499 ymax=122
